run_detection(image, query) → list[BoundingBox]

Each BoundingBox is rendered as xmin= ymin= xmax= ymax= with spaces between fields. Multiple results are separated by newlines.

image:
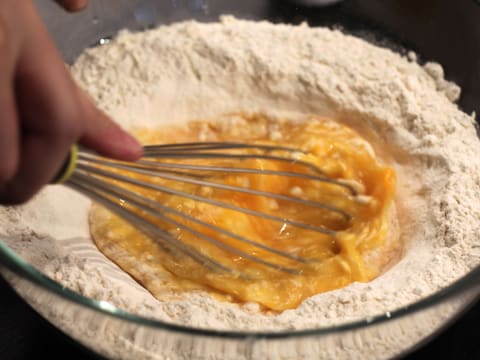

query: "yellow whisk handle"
xmin=54 ymin=145 xmax=79 ymax=184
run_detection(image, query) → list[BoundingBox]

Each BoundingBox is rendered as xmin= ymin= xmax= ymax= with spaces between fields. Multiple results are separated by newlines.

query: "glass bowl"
xmin=1 ymin=0 xmax=480 ymax=358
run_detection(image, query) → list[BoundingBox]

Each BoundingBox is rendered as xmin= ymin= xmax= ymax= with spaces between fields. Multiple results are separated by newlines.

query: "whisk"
xmin=57 ymin=142 xmax=360 ymax=275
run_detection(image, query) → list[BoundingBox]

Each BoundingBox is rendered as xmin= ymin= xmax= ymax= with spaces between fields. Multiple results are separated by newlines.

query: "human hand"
xmin=0 ymin=0 xmax=142 ymax=205
xmin=54 ymin=0 xmax=89 ymax=11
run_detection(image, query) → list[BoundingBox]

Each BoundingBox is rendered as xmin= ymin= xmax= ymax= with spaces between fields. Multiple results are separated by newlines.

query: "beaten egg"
xmin=89 ymin=113 xmax=399 ymax=311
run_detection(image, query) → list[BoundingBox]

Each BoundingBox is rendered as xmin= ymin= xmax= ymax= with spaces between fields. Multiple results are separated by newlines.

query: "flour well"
xmin=1 ymin=16 xmax=480 ymax=357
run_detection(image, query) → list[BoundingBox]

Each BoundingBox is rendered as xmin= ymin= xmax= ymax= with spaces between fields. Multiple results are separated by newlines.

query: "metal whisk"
xmin=58 ymin=142 xmax=359 ymax=275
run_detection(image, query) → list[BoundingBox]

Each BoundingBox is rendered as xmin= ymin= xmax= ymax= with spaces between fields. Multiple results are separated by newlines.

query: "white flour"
xmin=2 ymin=16 xmax=480 ymax=359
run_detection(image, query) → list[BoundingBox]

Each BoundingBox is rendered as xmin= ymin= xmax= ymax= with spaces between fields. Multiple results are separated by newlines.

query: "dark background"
xmin=2 ymin=0 xmax=480 ymax=358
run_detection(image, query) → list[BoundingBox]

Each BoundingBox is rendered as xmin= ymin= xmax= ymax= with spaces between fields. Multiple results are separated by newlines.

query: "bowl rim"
xmin=0 ymin=239 xmax=479 ymax=338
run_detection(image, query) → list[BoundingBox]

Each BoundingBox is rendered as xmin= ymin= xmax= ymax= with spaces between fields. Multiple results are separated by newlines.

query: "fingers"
xmin=0 ymin=77 xmax=82 ymax=204
xmin=0 ymin=134 xmax=73 ymax=204
xmin=0 ymin=7 xmax=82 ymax=204
xmin=0 ymin=77 xmax=19 ymax=186
xmin=0 ymin=1 xmax=141 ymax=205
xmin=77 ymin=89 xmax=143 ymax=161
xmin=0 ymin=2 xmax=76 ymax=204
xmin=0 ymin=2 xmax=140 ymax=204
xmin=54 ymin=0 xmax=88 ymax=12
xmin=0 ymin=13 xmax=19 ymax=190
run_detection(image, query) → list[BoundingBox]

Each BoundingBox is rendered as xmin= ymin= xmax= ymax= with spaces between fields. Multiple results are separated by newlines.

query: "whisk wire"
xmin=79 ymin=156 xmax=352 ymax=221
xmin=76 ymin=162 xmax=339 ymax=236
xmin=63 ymin=142 xmax=358 ymax=275
xmin=71 ymin=169 xmax=307 ymax=274
xmin=141 ymin=142 xmax=329 ymax=177
xmin=68 ymin=175 xmax=234 ymax=274
xmin=142 ymin=142 xmax=308 ymax=153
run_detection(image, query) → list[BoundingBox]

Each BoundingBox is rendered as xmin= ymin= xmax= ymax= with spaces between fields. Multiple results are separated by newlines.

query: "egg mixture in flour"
xmin=2 ymin=16 xmax=480 ymax=342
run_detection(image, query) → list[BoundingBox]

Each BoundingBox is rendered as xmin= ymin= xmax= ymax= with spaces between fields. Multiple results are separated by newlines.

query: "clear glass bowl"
xmin=1 ymin=1 xmax=480 ymax=359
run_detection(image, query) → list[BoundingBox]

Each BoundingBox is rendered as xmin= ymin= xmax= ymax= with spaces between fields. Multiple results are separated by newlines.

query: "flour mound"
xmin=1 ymin=16 xmax=480 ymax=356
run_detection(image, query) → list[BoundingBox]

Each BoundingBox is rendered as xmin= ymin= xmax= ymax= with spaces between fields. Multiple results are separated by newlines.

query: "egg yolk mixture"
xmin=89 ymin=114 xmax=399 ymax=311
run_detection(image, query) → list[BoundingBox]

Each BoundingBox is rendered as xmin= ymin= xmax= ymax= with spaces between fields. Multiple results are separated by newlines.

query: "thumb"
xmin=77 ymin=88 xmax=143 ymax=161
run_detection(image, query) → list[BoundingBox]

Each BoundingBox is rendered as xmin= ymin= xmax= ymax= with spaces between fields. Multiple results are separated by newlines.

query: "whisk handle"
xmin=53 ymin=145 xmax=79 ymax=184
